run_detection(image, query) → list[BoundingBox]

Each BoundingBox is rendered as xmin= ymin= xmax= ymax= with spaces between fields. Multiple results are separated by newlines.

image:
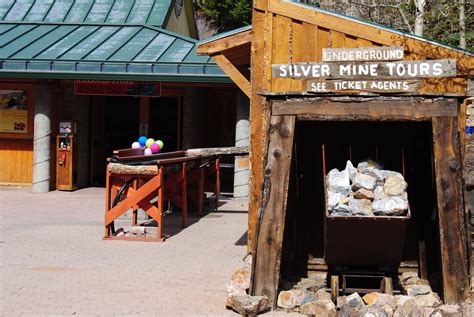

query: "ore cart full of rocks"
xmin=324 ymin=160 xmax=411 ymax=301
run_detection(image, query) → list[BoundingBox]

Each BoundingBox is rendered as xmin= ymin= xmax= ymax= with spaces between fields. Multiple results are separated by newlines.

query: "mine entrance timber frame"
xmin=250 ymin=96 xmax=470 ymax=307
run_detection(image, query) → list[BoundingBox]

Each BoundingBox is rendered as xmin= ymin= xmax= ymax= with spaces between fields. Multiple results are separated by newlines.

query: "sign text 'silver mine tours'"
xmin=271 ymin=46 xmax=457 ymax=93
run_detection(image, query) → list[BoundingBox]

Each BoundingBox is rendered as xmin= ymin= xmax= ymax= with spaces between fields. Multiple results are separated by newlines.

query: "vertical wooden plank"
xmin=331 ymin=30 xmax=345 ymax=48
xmin=317 ymin=28 xmax=329 ymax=62
xmin=251 ymin=114 xmax=296 ymax=307
xmin=290 ymin=20 xmax=303 ymax=91
xmin=432 ymin=116 xmax=470 ymax=303
xmin=248 ymin=8 xmax=272 ymax=251
xmin=345 ymin=35 xmax=359 ymax=48
xmin=271 ymin=15 xmax=292 ymax=92
xmin=301 ymin=22 xmax=318 ymax=61
xmin=357 ymin=38 xmax=372 ymax=47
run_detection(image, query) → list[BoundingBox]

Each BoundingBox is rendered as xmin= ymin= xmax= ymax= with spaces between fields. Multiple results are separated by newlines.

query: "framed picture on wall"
xmin=0 ymin=90 xmax=28 ymax=134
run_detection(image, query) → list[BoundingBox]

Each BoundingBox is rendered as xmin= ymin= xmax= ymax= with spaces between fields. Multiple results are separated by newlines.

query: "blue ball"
xmin=138 ymin=136 xmax=147 ymax=146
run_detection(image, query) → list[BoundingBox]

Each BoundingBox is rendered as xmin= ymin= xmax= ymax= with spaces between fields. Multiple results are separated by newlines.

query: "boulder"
xmin=339 ymin=303 xmax=368 ymax=317
xmin=405 ymin=284 xmax=432 ymax=296
xmin=352 ymin=172 xmax=377 ymax=191
xmin=353 ymin=188 xmax=375 ymax=200
xmin=226 ymin=294 xmax=268 ymax=315
xmin=277 ymin=289 xmax=306 ymax=309
xmin=300 ymin=299 xmax=336 ymax=317
xmin=394 ymin=295 xmax=414 ymax=308
xmin=349 ymin=198 xmax=374 ymax=216
xmin=399 ymin=272 xmax=418 ymax=286
xmin=384 ymin=174 xmax=408 ymax=196
xmin=413 ymin=293 xmax=442 ymax=307
xmin=230 ymin=265 xmax=251 ymax=291
xmin=373 ymin=196 xmax=408 ymax=216
xmin=327 ymin=168 xmax=350 ymax=195
xmin=362 ymin=292 xmax=396 ymax=309
xmin=393 ymin=298 xmax=419 ymax=317
xmin=433 ymin=304 xmax=462 ymax=317
xmin=365 ymin=305 xmax=392 ymax=317
xmin=226 ymin=281 xmax=246 ymax=297
xmin=314 ymin=289 xmax=332 ymax=301
xmin=346 ymin=292 xmax=365 ymax=309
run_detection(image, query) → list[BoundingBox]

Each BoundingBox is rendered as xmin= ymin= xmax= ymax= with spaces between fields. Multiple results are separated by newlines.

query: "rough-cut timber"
xmin=251 ymin=115 xmax=295 ymax=307
xmin=432 ymin=117 xmax=470 ymax=303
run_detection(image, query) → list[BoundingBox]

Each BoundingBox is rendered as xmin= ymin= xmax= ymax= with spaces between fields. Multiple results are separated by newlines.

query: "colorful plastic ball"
xmin=138 ymin=136 xmax=147 ymax=146
xmin=145 ymin=138 xmax=155 ymax=148
xmin=150 ymin=143 xmax=160 ymax=153
xmin=156 ymin=140 xmax=164 ymax=149
xmin=131 ymin=141 xmax=141 ymax=149
xmin=144 ymin=148 xmax=153 ymax=156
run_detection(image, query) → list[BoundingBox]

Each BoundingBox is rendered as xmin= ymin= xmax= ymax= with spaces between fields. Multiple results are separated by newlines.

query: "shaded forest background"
xmin=193 ymin=0 xmax=473 ymax=51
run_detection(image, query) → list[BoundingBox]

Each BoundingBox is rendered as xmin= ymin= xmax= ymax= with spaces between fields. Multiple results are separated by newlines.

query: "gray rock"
xmin=314 ymin=289 xmax=332 ymax=301
xmin=400 ymin=272 xmax=418 ymax=286
xmin=394 ymin=294 xmax=414 ymax=308
xmin=277 ymin=289 xmax=306 ymax=309
xmin=345 ymin=160 xmax=358 ymax=182
xmin=405 ymin=284 xmax=432 ymax=296
xmin=327 ymin=168 xmax=351 ymax=195
xmin=339 ymin=303 xmax=368 ymax=317
xmin=362 ymin=292 xmax=396 ymax=309
xmin=434 ymin=304 xmax=462 ymax=317
xmin=413 ymin=293 xmax=442 ymax=307
xmin=295 ymin=276 xmax=326 ymax=292
xmin=226 ymin=281 xmax=247 ymax=297
xmin=352 ymin=172 xmax=377 ymax=191
xmin=461 ymin=303 xmax=474 ymax=317
xmin=373 ymin=196 xmax=408 ymax=216
xmin=301 ymin=292 xmax=318 ymax=306
xmin=347 ymin=292 xmax=365 ymax=309
xmin=349 ymin=198 xmax=374 ymax=216
xmin=353 ymin=188 xmax=375 ymax=200
xmin=393 ymin=298 xmax=419 ymax=317
xmin=358 ymin=160 xmax=383 ymax=172
xmin=327 ymin=191 xmax=344 ymax=209
xmin=333 ymin=203 xmax=351 ymax=214
xmin=374 ymin=186 xmax=385 ymax=200
xmin=300 ymin=299 xmax=336 ymax=317
xmin=363 ymin=168 xmax=385 ymax=182
xmin=365 ymin=306 xmax=392 ymax=317
xmin=226 ymin=294 xmax=269 ymax=315
xmin=337 ymin=296 xmax=347 ymax=309
xmin=384 ymin=174 xmax=408 ymax=196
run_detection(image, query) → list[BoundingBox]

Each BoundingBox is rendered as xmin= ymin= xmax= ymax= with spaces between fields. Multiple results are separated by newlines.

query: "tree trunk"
xmin=459 ymin=0 xmax=466 ymax=49
xmin=414 ymin=0 xmax=426 ymax=36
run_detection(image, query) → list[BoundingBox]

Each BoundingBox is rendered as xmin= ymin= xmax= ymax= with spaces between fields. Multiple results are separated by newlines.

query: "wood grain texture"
xmin=432 ymin=117 xmax=470 ymax=303
xmin=212 ymin=54 xmax=251 ymax=98
xmin=271 ymin=15 xmax=292 ymax=92
xmin=0 ymin=139 xmax=33 ymax=185
xmin=251 ymin=115 xmax=295 ymax=307
xmin=197 ymin=29 xmax=251 ymax=55
xmin=272 ymin=98 xmax=458 ymax=119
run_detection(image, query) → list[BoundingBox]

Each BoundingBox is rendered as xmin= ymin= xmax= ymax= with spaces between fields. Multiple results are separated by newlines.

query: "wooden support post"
xmin=157 ymin=166 xmax=164 ymax=241
xmin=198 ymin=168 xmax=205 ymax=215
xmin=250 ymin=115 xmax=296 ymax=307
xmin=132 ymin=178 xmax=138 ymax=226
xmin=215 ymin=157 xmax=220 ymax=209
xmin=432 ymin=116 xmax=470 ymax=303
xmin=104 ymin=165 xmax=111 ymax=238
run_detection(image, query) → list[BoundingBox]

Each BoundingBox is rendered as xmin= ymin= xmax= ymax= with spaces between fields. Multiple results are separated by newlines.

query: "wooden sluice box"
xmin=104 ymin=148 xmax=220 ymax=242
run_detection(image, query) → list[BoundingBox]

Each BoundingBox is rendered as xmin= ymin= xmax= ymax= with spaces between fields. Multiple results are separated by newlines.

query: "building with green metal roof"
xmin=0 ymin=0 xmax=248 ymax=194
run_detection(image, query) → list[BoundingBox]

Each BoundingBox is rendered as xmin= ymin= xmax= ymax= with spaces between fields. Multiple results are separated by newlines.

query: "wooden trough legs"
xmin=104 ymin=157 xmax=221 ymax=242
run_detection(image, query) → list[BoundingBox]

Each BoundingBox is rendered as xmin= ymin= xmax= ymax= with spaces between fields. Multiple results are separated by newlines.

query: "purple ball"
xmin=150 ymin=143 xmax=160 ymax=153
xmin=144 ymin=148 xmax=153 ymax=156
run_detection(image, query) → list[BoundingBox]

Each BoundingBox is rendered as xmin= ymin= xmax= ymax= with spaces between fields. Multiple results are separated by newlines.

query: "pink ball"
xmin=144 ymin=148 xmax=153 ymax=156
xmin=150 ymin=143 xmax=160 ymax=153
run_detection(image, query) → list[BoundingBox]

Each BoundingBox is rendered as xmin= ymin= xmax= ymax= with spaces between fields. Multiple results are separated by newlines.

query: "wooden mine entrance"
xmin=280 ymin=120 xmax=440 ymax=294
xmin=251 ymin=96 xmax=469 ymax=306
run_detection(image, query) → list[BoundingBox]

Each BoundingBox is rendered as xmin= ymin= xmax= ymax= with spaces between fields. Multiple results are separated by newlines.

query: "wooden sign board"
xmin=272 ymin=59 xmax=457 ymax=79
xmin=308 ymin=79 xmax=420 ymax=93
xmin=322 ymin=46 xmax=404 ymax=62
xmin=74 ymin=80 xmax=162 ymax=97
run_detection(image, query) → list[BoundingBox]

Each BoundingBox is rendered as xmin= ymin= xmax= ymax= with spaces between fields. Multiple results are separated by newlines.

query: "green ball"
xmin=145 ymin=138 xmax=155 ymax=148
xmin=156 ymin=140 xmax=164 ymax=149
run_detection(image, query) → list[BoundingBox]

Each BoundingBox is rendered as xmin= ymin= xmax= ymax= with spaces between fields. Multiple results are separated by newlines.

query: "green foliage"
xmin=199 ymin=0 xmax=252 ymax=31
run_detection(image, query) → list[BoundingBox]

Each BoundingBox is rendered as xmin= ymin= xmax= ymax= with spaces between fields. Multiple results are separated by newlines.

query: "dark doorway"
xmin=149 ymin=97 xmax=180 ymax=152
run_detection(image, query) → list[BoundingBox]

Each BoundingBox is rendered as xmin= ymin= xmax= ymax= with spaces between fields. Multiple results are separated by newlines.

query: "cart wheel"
xmin=331 ymin=275 xmax=339 ymax=304
xmin=383 ymin=277 xmax=393 ymax=295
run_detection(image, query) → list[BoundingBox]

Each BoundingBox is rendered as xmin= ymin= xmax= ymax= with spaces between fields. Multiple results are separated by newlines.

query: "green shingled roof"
xmin=0 ymin=0 xmax=230 ymax=83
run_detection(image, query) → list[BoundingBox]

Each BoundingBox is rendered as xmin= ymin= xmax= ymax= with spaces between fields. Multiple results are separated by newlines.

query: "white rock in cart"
xmin=327 ymin=168 xmax=351 ymax=195
xmin=349 ymin=198 xmax=374 ymax=216
xmin=327 ymin=191 xmax=344 ymax=209
xmin=358 ymin=160 xmax=383 ymax=172
xmin=333 ymin=203 xmax=351 ymax=214
xmin=345 ymin=160 xmax=358 ymax=181
xmin=352 ymin=172 xmax=377 ymax=191
xmin=373 ymin=196 xmax=408 ymax=216
xmin=374 ymin=186 xmax=385 ymax=200
xmin=384 ymin=174 xmax=408 ymax=196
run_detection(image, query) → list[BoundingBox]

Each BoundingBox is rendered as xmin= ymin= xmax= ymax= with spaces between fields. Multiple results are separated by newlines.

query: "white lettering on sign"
xmin=272 ymin=59 xmax=456 ymax=79
xmin=322 ymin=46 xmax=404 ymax=62
xmin=308 ymin=80 xmax=419 ymax=93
